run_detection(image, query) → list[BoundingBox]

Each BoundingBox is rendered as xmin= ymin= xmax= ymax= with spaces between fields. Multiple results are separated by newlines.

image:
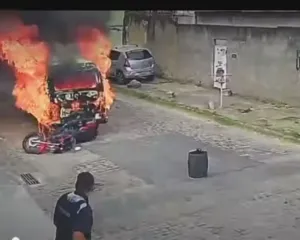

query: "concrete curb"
xmin=115 ymin=85 xmax=300 ymax=145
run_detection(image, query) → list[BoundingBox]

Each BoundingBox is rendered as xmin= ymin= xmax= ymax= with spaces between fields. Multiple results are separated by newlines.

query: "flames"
xmin=76 ymin=26 xmax=115 ymax=110
xmin=0 ymin=18 xmax=115 ymax=128
xmin=0 ymin=19 xmax=60 ymax=127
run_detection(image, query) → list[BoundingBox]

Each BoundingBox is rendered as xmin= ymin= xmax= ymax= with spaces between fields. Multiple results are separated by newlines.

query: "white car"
xmin=108 ymin=45 xmax=156 ymax=84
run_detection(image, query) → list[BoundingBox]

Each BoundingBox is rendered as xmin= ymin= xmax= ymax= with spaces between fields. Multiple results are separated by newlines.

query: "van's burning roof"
xmin=49 ymin=57 xmax=99 ymax=77
xmin=50 ymin=56 xmax=95 ymax=66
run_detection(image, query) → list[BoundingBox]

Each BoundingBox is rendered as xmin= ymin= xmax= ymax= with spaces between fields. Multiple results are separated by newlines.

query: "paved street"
xmin=2 ymin=93 xmax=300 ymax=239
xmin=117 ymin=80 xmax=300 ymax=143
xmin=0 ymin=142 xmax=53 ymax=240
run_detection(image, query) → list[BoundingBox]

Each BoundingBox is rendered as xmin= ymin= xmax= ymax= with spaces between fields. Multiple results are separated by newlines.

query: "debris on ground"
xmin=195 ymin=80 xmax=202 ymax=87
xmin=74 ymin=146 xmax=82 ymax=151
xmin=238 ymin=107 xmax=254 ymax=113
xmin=167 ymin=91 xmax=176 ymax=98
xmin=127 ymin=79 xmax=142 ymax=89
xmin=256 ymin=118 xmax=270 ymax=126
xmin=224 ymin=89 xmax=233 ymax=96
xmin=208 ymin=100 xmax=215 ymax=110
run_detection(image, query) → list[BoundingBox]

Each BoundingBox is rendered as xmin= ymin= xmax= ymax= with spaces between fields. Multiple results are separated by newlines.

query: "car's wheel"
xmin=116 ymin=70 xmax=128 ymax=85
xmin=84 ymin=124 xmax=99 ymax=142
xmin=145 ymin=75 xmax=155 ymax=81
xmin=87 ymin=126 xmax=98 ymax=141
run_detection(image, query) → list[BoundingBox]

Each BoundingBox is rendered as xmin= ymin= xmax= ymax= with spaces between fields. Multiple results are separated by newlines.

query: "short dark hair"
xmin=75 ymin=172 xmax=95 ymax=191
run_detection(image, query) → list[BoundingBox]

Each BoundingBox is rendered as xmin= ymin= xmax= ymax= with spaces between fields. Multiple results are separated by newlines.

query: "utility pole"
xmin=215 ymin=74 xmax=231 ymax=108
xmin=122 ymin=11 xmax=129 ymax=45
xmin=210 ymin=71 xmax=231 ymax=109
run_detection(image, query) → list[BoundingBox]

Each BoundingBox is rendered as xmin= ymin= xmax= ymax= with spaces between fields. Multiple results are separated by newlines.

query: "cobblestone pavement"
xmin=3 ymin=94 xmax=300 ymax=239
xmin=122 ymin=80 xmax=300 ymax=141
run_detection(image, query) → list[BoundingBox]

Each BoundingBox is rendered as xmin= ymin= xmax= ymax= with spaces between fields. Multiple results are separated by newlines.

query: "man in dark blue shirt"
xmin=54 ymin=172 xmax=95 ymax=240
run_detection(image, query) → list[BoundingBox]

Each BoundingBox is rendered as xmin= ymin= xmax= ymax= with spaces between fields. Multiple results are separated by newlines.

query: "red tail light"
xmin=124 ymin=59 xmax=131 ymax=67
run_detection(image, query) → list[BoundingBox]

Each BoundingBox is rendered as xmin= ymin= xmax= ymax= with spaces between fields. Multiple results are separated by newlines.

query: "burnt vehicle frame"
xmin=22 ymin=58 xmax=108 ymax=154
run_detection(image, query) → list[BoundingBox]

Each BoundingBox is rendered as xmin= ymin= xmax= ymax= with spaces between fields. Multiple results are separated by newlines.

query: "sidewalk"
xmin=0 ymin=168 xmax=54 ymax=240
xmin=115 ymin=80 xmax=300 ymax=144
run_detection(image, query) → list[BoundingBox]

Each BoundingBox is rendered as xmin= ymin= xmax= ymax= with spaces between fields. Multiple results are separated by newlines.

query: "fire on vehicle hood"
xmin=0 ymin=16 xmax=116 ymax=130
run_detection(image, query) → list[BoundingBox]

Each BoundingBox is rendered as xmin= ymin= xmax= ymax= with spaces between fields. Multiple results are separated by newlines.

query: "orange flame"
xmin=0 ymin=18 xmax=60 ymax=127
xmin=76 ymin=26 xmax=115 ymax=110
xmin=0 ymin=19 xmax=114 ymax=131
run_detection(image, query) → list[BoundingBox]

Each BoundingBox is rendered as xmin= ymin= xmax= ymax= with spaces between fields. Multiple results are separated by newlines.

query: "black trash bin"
xmin=188 ymin=149 xmax=208 ymax=178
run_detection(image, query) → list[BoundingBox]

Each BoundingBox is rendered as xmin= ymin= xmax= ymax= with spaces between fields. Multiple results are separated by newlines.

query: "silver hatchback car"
xmin=108 ymin=45 xmax=155 ymax=84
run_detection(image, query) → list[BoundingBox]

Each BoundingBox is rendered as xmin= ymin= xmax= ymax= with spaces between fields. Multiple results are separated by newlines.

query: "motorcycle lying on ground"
xmin=22 ymin=112 xmax=99 ymax=154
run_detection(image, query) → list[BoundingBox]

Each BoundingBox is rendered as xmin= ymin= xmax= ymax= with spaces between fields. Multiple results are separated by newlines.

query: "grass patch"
xmin=116 ymin=86 xmax=300 ymax=145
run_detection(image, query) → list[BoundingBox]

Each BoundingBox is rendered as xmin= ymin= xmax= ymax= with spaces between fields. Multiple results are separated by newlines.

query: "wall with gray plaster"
xmin=128 ymin=17 xmax=300 ymax=105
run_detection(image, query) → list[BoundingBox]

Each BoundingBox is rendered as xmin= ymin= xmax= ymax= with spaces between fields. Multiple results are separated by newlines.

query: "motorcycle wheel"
xmin=79 ymin=124 xmax=98 ymax=142
xmin=83 ymin=125 xmax=98 ymax=142
xmin=89 ymin=126 xmax=98 ymax=140
xmin=22 ymin=132 xmax=44 ymax=154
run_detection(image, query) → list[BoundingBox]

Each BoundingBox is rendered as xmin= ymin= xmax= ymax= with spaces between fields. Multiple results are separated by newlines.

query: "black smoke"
xmin=0 ymin=10 xmax=111 ymax=96
xmin=18 ymin=11 xmax=111 ymax=44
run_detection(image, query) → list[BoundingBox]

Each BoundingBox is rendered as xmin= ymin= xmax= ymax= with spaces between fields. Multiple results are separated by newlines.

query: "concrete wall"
xmin=107 ymin=11 xmax=124 ymax=46
xmin=128 ymin=19 xmax=300 ymax=105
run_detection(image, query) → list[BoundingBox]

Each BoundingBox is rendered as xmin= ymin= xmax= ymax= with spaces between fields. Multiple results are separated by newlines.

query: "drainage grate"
xmin=20 ymin=173 xmax=40 ymax=185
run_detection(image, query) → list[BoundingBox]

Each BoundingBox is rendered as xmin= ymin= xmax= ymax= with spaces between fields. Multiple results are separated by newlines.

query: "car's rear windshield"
xmin=125 ymin=49 xmax=152 ymax=60
xmin=53 ymin=71 xmax=98 ymax=91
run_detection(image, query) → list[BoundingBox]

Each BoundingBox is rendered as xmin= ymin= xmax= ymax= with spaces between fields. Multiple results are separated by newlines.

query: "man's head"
xmin=75 ymin=172 xmax=95 ymax=194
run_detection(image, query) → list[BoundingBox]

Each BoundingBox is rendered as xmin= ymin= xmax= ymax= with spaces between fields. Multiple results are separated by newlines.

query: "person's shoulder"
xmin=86 ymin=202 xmax=92 ymax=212
xmin=57 ymin=192 xmax=72 ymax=202
xmin=77 ymin=200 xmax=92 ymax=216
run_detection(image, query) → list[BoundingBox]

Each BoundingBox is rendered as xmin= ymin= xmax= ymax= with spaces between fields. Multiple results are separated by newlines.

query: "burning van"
xmin=22 ymin=57 xmax=109 ymax=154
xmin=0 ymin=19 xmax=115 ymax=154
xmin=48 ymin=57 xmax=107 ymax=123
